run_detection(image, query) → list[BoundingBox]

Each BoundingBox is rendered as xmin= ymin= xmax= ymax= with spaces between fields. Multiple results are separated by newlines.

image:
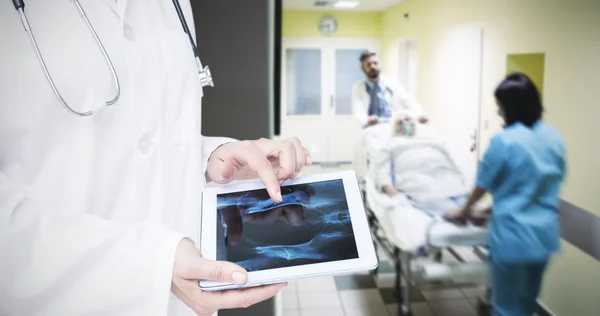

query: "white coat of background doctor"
xmin=351 ymin=50 xmax=429 ymax=127
xmin=0 ymin=1 xmax=309 ymax=315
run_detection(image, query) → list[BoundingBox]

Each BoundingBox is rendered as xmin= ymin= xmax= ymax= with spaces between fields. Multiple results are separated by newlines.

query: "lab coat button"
xmin=123 ymin=24 xmax=135 ymax=41
xmin=138 ymin=134 xmax=153 ymax=154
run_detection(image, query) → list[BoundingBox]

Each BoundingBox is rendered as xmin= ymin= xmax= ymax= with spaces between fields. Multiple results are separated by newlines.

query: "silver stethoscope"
xmin=11 ymin=0 xmax=214 ymax=117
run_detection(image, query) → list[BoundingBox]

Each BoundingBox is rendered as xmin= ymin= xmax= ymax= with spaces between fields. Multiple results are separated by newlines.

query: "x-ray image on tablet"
xmin=200 ymin=170 xmax=378 ymax=291
xmin=215 ymin=179 xmax=359 ymax=272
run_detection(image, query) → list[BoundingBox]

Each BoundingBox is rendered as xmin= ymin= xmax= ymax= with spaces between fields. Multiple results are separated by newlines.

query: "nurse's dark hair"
xmin=494 ymin=72 xmax=544 ymax=127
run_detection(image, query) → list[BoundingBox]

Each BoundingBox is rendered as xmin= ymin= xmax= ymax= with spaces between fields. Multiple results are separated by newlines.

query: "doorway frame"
xmin=280 ymin=37 xmax=381 ymax=163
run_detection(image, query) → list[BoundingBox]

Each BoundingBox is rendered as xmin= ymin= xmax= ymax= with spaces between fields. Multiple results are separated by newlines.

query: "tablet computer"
xmin=199 ymin=170 xmax=378 ymax=291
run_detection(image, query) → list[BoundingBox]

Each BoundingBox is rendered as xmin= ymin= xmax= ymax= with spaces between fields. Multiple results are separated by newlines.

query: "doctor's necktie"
xmin=367 ymin=83 xmax=391 ymax=118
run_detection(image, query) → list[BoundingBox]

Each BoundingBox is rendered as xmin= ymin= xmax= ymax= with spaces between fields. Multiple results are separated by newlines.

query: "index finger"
xmin=234 ymin=142 xmax=282 ymax=202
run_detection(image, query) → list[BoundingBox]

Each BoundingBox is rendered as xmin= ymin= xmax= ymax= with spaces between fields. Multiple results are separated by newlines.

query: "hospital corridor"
xmin=272 ymin=0 xmax=600 ymax=315
xmin=1 ymin=0 xmax=599 ymax=316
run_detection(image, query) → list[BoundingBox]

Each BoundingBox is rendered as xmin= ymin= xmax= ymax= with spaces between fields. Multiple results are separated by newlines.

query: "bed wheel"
xmin=397 ymin=305 xmax=412 ymax=316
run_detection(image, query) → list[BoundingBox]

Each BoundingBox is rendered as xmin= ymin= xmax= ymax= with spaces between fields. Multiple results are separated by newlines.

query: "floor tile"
xmin=386 ymin=302 xmax=434 ymax=316
xmin=344 ymin=303 xmax=389 ymax=316
xmin=417 ymin=279 xmax=456 ymax=289
xmin=468 ymin=298 xmax=479 ymax=308
xmin=299 ymin=307 xmax=345 ymax=316
xmin=296 ymin=276 xmax=337 ymax=292
xmin=377 ymin=260 xmax=395 ymax=273
xmin=461 ymin=286 xmax=486 ymax=298
xmin=469 ymin=297 xmax=492 ymax=315
xmin=410 ymin=275 xmax=430 ymax=286
xmin=282 ymin=282 xmax=297 ymax=296
xmin=421 ymin=288 xmax=465 ymax=301
xmin=287 ymin=281 xmax=298 ymax=291
xmin=386 ymin=304 xmax=399 ymax=316
xmin=297 ymin=290 xmax=342 ymax=309
xmin=452 ymin=276 xmax=482 ymax=285
xmin=428 ymin=299 xmax=477 ymax=316
xmin=340 ymin=289 xmax=385 ymax=307
xmin=335 ymin=274 xmax=378 ymax=290
xmin=379 ymin=287 xmax=426 ymax=304
xmin=353 ymin=269 xmax=374 ymax=276
xmin=376 ymin=249 xmax=391 ymax=262
xmin=283 ymin=292 xmax=299 ymax=310
xmin=374 ymin=273 xmax=396 ymax=289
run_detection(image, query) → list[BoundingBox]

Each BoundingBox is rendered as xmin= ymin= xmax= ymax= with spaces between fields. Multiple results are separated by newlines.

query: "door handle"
xmin=470 ymin=128 xmax=478 ymax=140
xmin=470 ymin=128 xmax=477 ymax=152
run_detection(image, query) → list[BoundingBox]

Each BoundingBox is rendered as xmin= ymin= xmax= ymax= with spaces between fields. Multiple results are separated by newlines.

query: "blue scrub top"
xmin=477 ymin=120 xmax=566 ymax=263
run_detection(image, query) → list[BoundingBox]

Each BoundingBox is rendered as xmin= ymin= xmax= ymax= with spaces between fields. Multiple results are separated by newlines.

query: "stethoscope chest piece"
xmin=198 ymin=65 xmax=214 ymax=88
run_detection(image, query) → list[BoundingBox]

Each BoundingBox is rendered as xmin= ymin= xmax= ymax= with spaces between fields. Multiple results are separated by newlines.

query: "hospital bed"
xmin=354 ymin=123 xmax=491 ymax=316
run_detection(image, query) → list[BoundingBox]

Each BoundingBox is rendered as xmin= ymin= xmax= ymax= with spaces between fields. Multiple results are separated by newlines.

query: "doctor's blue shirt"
xmin=477 ymin=121 xmax=566 ymax=263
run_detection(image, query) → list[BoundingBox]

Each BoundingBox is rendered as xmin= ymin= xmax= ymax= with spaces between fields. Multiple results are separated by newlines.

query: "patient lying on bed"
xmin=369 ymin=114 xmax=477 ymax=218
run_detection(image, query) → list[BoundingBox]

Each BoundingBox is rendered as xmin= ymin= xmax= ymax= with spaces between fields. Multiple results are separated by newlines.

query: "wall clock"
xmin=318 ymin=16 xmax=338 ymax=36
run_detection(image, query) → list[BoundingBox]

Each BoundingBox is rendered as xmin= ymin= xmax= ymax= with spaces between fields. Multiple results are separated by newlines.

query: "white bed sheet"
xmin=365 ymin=178 xmax=488 ymax=253
xmin=354 ymin=124 xmax=391 ymax=184
xmin=356 ymin=123 xmax=489 ymax=252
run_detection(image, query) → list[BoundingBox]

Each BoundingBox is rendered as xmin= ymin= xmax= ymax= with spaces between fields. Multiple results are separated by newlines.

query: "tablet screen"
xmin=215 ymin=179 xmax=360 ymax=272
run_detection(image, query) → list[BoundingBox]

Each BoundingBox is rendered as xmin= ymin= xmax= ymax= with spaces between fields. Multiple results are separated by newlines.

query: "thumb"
xmin=191 ymin=256 xmax=249 ymax=285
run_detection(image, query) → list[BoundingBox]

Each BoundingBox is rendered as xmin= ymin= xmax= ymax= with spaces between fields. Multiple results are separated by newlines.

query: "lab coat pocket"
xmin=162 ymin=30 xmax=204 ymax=146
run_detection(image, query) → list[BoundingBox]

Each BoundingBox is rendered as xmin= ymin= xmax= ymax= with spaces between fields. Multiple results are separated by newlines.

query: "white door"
xmin=281 ymin=38 xmax=380 ymax=164
xmin=281 ymin=41 xmax=327 ymax=162
xmin=432 ymin=27 xmax=484 ymax=186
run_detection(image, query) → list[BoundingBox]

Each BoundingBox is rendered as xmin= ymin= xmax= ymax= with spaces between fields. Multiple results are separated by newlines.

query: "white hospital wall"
xmin=380 ymin=0 xmax=600 ymax=315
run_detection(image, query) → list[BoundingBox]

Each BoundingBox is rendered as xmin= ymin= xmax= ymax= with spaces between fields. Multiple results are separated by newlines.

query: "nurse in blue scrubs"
xmin=445 ymin=73 xmax=567 ymax=316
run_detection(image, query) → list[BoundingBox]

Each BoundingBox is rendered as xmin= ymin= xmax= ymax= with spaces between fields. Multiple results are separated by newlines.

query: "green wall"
xmin=282 ymin=10 xmax=382 ymax=38
xmin=507 ymin=53 xmax=546 ymax=96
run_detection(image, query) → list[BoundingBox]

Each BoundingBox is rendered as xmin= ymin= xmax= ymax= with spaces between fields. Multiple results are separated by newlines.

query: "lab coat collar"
xmin=101 ymin=0 xmax=129 ymax=25
xmin=365 ymin=77 xmax=392 ymax=95
xmin=365 ymin=77 xmax=389 ymax=91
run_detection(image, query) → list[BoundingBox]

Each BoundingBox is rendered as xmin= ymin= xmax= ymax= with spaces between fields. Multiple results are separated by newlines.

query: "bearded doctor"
xmin=0 ymin=1 xmax=309 ymax=316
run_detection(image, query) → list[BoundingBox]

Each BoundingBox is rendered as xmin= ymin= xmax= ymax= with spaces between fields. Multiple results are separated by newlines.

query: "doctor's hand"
xmin=171 ymin=239 xmax=286 ymax=316
xmin=382 ymin=185 xmax=399 ymax=198
xmin=206 ymin=138 xmax=311 ymax=202
xmin=367 ymin=115 xmax=379 ymax=126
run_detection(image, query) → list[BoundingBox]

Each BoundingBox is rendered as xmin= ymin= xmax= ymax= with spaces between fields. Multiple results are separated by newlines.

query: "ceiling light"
xmin=334 ymin=1 xmax=359 ymax=8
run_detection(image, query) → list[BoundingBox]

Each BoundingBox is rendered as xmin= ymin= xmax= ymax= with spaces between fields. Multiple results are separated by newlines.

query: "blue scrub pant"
xmin=491 ymin=260 xmax=548 ymax=316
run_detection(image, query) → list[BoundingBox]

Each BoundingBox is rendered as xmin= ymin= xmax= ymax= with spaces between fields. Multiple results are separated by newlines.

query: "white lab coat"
xmin=351 ymin=76 xmax=425 ymax=127
xmin=0 ymin=0 xmax=231 ymax=315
